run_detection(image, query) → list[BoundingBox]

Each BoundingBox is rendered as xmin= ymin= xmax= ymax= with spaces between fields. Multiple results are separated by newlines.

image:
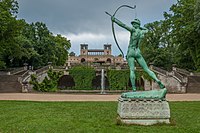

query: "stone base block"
xmin=117 ymin=97 xmax=170 ymax=125
xmin=119 ymin=118 xmax=170 ymax=125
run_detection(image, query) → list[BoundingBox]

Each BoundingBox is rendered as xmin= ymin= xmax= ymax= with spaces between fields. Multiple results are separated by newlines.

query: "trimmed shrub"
xmin=107 ymin=69 xmax=130 ymax=90
xmin=69 ymin=66 xmax=95 ymax=90
xmin=107 ymin=69 xmax=152 ymax=90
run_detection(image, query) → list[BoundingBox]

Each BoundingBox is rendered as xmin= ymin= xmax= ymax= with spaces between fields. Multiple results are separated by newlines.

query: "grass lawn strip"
xmin=0 ymin=101 xmax=199 ymax=133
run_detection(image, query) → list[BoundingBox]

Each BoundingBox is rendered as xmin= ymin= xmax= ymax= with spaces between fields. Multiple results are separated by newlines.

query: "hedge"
xmin=107 ymin=69 xmax=152 ymax=90
xmin=69 ymin=66 xmax=95 ymax=90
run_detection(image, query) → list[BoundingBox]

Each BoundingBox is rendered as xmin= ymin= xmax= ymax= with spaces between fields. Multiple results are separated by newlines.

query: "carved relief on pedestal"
xmin=117 ymin=97 xmax=171 ymax=125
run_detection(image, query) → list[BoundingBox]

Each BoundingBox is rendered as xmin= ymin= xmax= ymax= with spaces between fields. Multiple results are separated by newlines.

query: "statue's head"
xmin=131 ymin=19 xmax=140 ymax=28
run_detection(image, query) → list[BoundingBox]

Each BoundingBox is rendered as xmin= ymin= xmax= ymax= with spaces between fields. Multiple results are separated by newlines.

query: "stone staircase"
xmin=0 ymin=75 xmax=22 ymax=93
xmin=150 ymin=65 xmax=200 ymax=93
xmin=187 ymin=76 xmax=200 ymax=93
xmin=0 ymin=65 xmax=51 ymax=93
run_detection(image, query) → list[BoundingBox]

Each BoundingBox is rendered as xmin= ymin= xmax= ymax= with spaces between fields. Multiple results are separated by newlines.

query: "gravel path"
xmin=0 ymin=93 xmax=200 ymax=101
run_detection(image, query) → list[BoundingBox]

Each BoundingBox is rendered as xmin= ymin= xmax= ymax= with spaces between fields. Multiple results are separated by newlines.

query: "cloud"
xmin=66 ymin=32 xmax=111 ymax=54
xmin=17 ymin=0 xmax=176 ymax=34
xmin=67 ymin=33 xmax=107 ymax=43
xmin=17 ymin=0 xmax=177 ymax=55
xmin=66 ymin=31 xmax=130 ymax=56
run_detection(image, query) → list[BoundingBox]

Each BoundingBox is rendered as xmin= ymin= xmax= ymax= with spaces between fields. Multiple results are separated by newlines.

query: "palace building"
xmin=67 ymin=44 xmax=127 ymax=68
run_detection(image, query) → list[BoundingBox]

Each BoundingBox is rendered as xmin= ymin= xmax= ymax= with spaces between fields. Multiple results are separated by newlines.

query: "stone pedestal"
xmin=117 ymin=97 xmax=170 ymax=125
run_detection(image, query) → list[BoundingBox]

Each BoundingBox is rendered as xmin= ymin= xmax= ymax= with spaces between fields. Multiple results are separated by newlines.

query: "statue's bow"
xmin=105 ymin=5 xmax=136 ymax=58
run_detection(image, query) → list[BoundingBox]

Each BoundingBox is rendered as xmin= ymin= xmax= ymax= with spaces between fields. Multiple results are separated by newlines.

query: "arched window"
xmin=106 ymin=58 xmax=111 ymax=63
xmin=81 ymin=58 xmax=86 ymax=63
xmin=92 ymin=75 xmax=109 ymax=89
xmin=94 ymin=58 xmax=99 ymax=61
xmin=58 ymin=75 xmax=75 ymax=89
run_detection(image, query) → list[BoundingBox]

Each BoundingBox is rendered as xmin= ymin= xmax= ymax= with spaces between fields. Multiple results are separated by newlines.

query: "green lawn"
xmin=0 ymin=101 xmax=199 ymax=133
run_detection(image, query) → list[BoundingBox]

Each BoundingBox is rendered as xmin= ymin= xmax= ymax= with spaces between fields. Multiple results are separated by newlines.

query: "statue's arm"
xmin=139 ymin=27 xmax=148 ymax=39
xmin=140 ymin=26 xmax=148 ymax=34
xmin=112 ymin=17 xmax=134 ymax=32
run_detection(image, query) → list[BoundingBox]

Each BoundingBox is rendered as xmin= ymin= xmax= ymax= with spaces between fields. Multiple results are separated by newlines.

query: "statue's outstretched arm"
xmin=112 ymin=16 xmax=134 ymax=32
xmin=140 ymin=26 xmax=148 ymax=33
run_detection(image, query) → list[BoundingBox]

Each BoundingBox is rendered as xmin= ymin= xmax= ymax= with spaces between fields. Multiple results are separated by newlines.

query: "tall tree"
xmin=0 ymin=0 xmax=71 ymax=69
xmin=141 ymin=21 xmax=175 ymax=70
xmin=22 ymin=22 xmax=71 ymax=68
xmin=166 ymin=0 xmax=200 ymax=71
xmin=195 ymin=0 xmax=200 ymax=33
xmin=53 ymin=34 xmax=71 ymax=66
xmin=141 ymin=0 xmax=200 ymax=71
xmin=0 ymin=0 xmax=26 ymax=68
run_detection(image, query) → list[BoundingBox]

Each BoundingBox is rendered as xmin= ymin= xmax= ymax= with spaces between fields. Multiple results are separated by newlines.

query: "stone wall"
xmin=148 ymin=66 xmax=200 ymax=93
xmin=151 ymin=74 xmax=186 ymax=93
xmin=187 ymin=76 xmax=200 ymax=93
xmin=149 ymin=66 xmax=188 ymax=93
xmin=0 ymin=75 xmax=22 ymax=93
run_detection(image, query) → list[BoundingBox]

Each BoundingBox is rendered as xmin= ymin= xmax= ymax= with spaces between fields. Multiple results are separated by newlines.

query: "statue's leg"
xmin=127 ymin=57 xmax=136 ymax=91
xmin=136 ymin=55 xmax=165 ymax=89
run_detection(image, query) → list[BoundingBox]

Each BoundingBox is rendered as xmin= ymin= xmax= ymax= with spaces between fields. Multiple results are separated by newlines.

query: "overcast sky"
xmin=17 ymin=0 xmax=177 ymax=56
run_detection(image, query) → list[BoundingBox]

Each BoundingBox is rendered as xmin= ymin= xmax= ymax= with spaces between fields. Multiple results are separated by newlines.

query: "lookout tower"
xmin=104 ymin=44 xmax=111 ymax=55
xmin=80 ymin=44 xmax=88 ymax=55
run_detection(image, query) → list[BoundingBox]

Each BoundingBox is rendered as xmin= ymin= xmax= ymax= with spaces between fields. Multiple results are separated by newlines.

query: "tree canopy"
xmin=0 ymin=0 xmax=71 ymax=69
xmin=141 ymin=0 xmax=200 ymax=71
